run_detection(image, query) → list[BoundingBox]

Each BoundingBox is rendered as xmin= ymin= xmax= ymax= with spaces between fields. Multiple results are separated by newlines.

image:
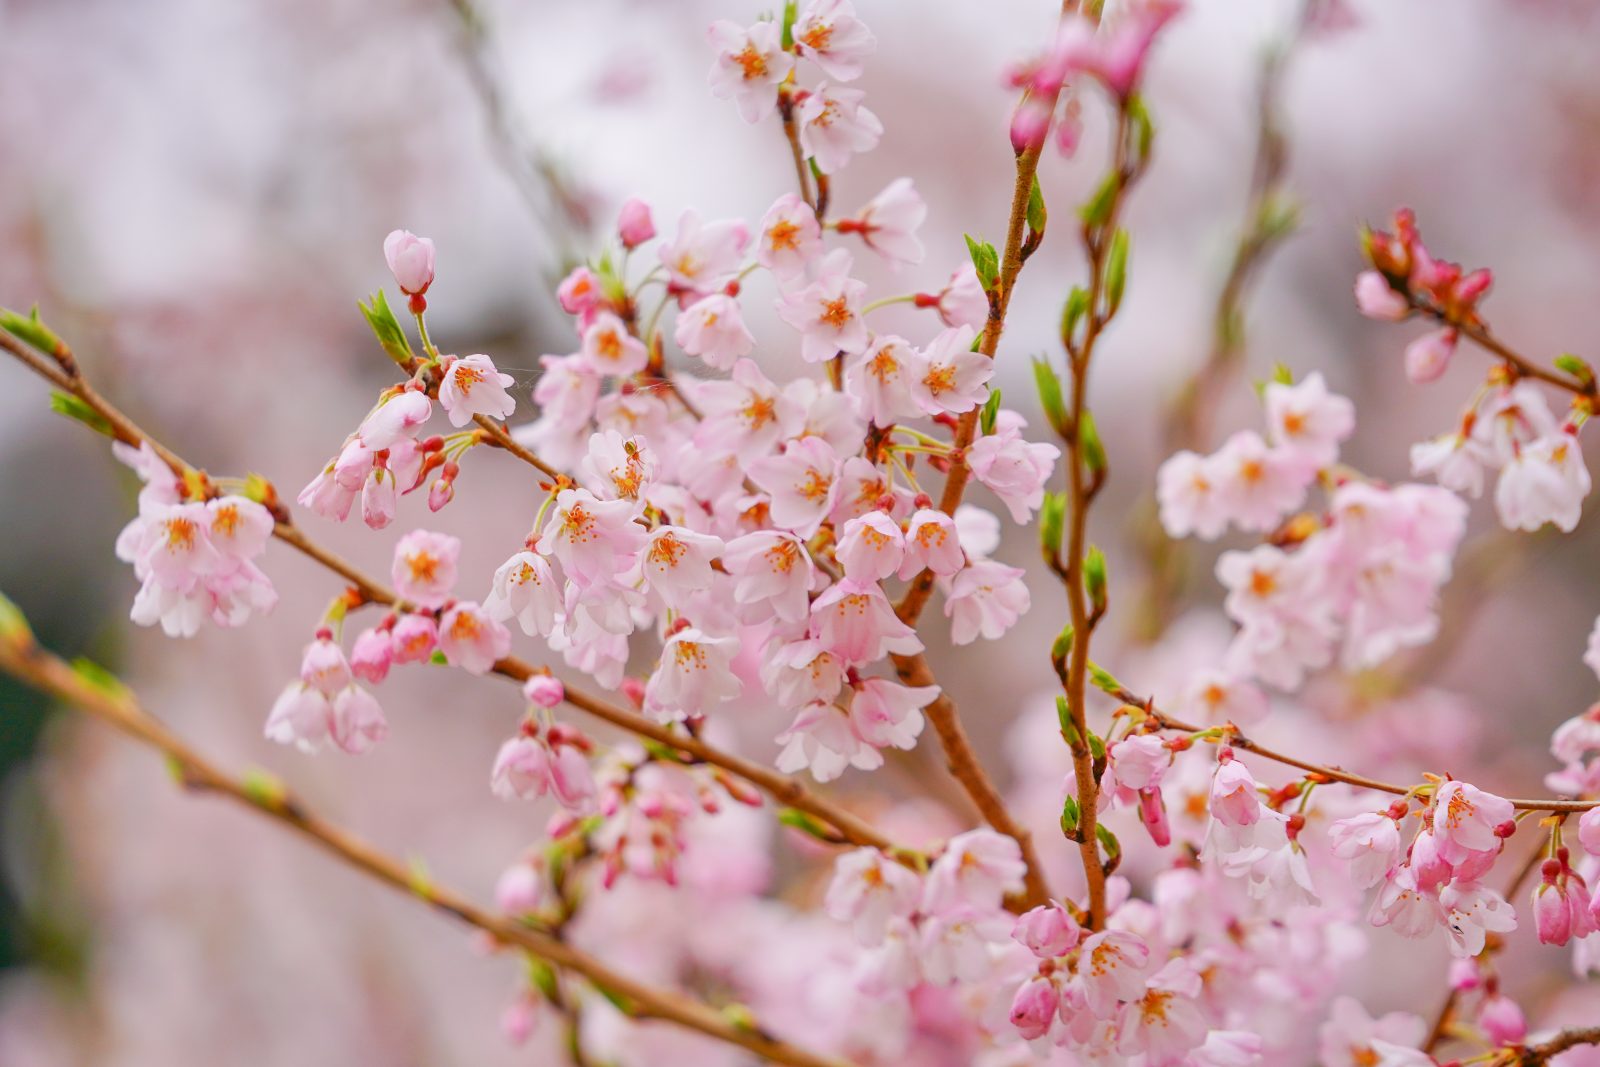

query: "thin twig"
xmin=0 ymin=635 xmax=851 ymax=1067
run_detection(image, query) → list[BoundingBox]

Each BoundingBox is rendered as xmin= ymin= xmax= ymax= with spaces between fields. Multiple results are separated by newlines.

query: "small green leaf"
xmin=0 ymin=305 xmax=63 ymax=356
xmin=1051 ymin=624 xmax=1075 ymax=667
xmin=1060 ymin=286 xmax=1090 ymax=349
xmin=1084 ymin=545 xmax=1107 ymax=613
xmin=1026 ymin=177 xmax=1047 ymax=235
xmin=430 ymin=650 xmax=448 ymax=666
xmin=1103 ymin=229 xmax=1130 ymax=315
xmin=1055 ymin=695 xmax=1075 ymax=739
xmin=780 ymin=0 xmax=799 ymax=49
xmin=407 ymin=856 xmax=434 ymax=900
xmin=979 ymin=388 xmax=1002 ymax=436
xmin=1060 ymin=796 xmax=1081 ymax=839
xmin=1125 ymin=94 xmax=1154 ymax=161
xmin=1088 ymin=662 xmax=1122 ymax=695
xmin=49 ymin=391 xmax=113 ymax=437
xmin=1078 ymin=173 xmax=1119 ymax=229
xmin=1032 ymin=357 xmax=1069 ymax=437
xmin=1095 ymin=823 xmax=1122 ymax=865
xmin=527 ymin=958 xmax=560 ymax=1001
xmin=778 ymin=808 xmax=836 ymax=842
xmin=1256 ymin=193 xmax=1300 ymax=243
xmin=964 ymin=234 xmax=1000 ymax=292
xmin=71 ymin=657 xmax=131 ymax=701
xmin=1556 ymin=353 xmax=1595 ymax=386
xmin=358 ymin=290 xmax=415 ymax=367
xmin=0 ymin=591 xmax=34 ymax=648
xmin=1078 ymin=410 xmax=1107 ymax=475
xmin=241 ymin=768 xmax=287 ymax=811
xmin=1039 ymin=491 xmax=1066 ymax=560
xmin=1088 ymin=731 xmax=1106 ymax=763
xmin=721 ymin=1003 xmax=760 ymax=1033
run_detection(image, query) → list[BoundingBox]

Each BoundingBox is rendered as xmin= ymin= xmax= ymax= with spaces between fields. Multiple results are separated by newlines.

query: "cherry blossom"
xmin=775 ymin=249 xmax=869 ymax=363
xmin=439 ymin=354 xmax=517 ymax=427
xmin=796 ymin=84 xmax=882 ymax=174
xmin=706 ymin=19 xmax=793 ymax=123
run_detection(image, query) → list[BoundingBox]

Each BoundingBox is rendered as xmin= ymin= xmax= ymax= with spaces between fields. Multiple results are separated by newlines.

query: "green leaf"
xmin=1060 ymin=796 xmax=1081 ymax=839
xmin=1256 ymin=192 xmax=1300 ymax=243
xmin=358 ymin=290 xmax=415 ymax=367
xmin=0 ymin=591 xmax=34 ymax=648
xmin=721 ymin=1004 xmax=760 ymax=1033
xmin=1125 ymin=94 xmax=1154 ymax=161
xmin=1038 ymin=491 xmax=1066 ymax=560
xmin=1055 ymin=695 xmax=1075 ymax=739
xmin=1051 ymin=624 xmax=1075 ymax=667
xmin=527 ymin=958 xmax=560 ymax=1001
xmin=1556 ymin=353 xmax=1595 ymax=386
xmin=1088 ymin=662 xmax=1122 ymax=695
xmin=1103 ymin=229 xmax=1130 ymax=315
xmin=1026 ymin=176 xmax=1047 ymax=235
xmin=778 ymin=808 xmax=836 ymax=842
xmin=430 ymin=650 xmax=448 ymax=666
xmin=1095 ymin=823 xmax=1122 ymax=864
xmin=1060 ymin=286 xmax=1090 ymax=348
xmin=1078 ymin=410 xmax=1107 ymax=475
xmin=1032 ymin=357 xmax=1069 ymax=437
xmin=70 ymin=657 xmax=131 ymax=701
xmin=964 ymin=234 xmax=1000 ymax=292
xmin=0 ymin=305 xmax=63 ymax=356
xmin=979 ymin=388 xmax=1002 ymax=436
xmin=49 ymin=391 xmax=113 ymax=437
xmin=241 ymin=768 xmax=287 ymax=811
xmin=780 ymin=0 xmax=799 ymax=49
xmin=1078 ymin=173 xmax=1119 ymax=230
xmin=1084 ymin=545 xmax=1107 ymax=613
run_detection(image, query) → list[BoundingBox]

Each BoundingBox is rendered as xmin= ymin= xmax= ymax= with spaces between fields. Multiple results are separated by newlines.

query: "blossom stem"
xmin=776 ymin=82 xmax=817 ymax=211
xmin=860 ymin=294 xmax=917 ymax=315
xmin=0 ymin=636 xmax=854 ymax=1067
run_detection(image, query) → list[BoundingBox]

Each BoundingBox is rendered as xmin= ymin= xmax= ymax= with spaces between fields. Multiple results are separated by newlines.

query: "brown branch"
xmin=892 ymin=652 xmax=1050 ymax=910
xmin=472 ymin=413 xmax=563 ymax=479
xmin=1516 ymin=1027 xmax=1600 ymax=1066
xmin=0 ymin=634 xmax=852 ymax=1067
xmin=1412 ymin=295 xmax=1596 ymax=401
xmin=1115 ymin=684 xmax=1600 ymax=813
xmin=0 ymin=330 xmax=897 ymax=857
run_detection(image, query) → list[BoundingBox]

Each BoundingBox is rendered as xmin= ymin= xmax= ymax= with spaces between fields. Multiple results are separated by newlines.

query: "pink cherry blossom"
xmin=522 ymin=674 xmax=564 ymax=708
xmin=1354 ymin=270 xmax=1409 ymax=320
xmin=1013 ymin=901 xmax=1080 ymax=958
xmin=534 ymin=488 xmax=647 ymax=588
xmin=775 ymin=249 xmax=869 ymax=363
xmin=659 ymin=209 xmax=750 ymax=296
xmin=1209 ymin=757 xmax=1262 ymax=827
xmin=705 ymin=19 xmax=793 ymax=123
xmin=748 ymin=436 xmax=840 ymax=537
xmin=1156 ymin=449 xmax=1231 ymax=539
xmin=836 ymin=511 xmax=904 ymax=581
xmin=899 ymin=509 xmax=963 ymax=579
xmin=389 ymin=613 xmax=438 ymax=664
xmin=925 ymin=829 xmax=1026 ymax=911
xmin=674 ymin=293 xmax=755 ymax=370
xmin=810 ymin=579 xmax=923 ymax=663
xmin=847 ymin=677 xmax=934 ymax=751
xmin=1431 ymin=780 xmax=1514 ymax=863
xmin=645 ymin=627 xmax=742 ymax=722
xmin=843 ymin=335 xmax=925 ymax=426
xmin=721 ymin=531 xmax=816 ymax=623
xmin=1495 ymin=430 xmax=1590 ymax=532
xmin=839 ymin=178 xmax=925 ymax=265
xmin=797 ymin=84 xmax=882 ymax=174
xmin=349 ymin=627 xmax=394 ymax=684
xmin=1076 ymin=929 xmax=1151 ymax=1017
xmin=1009 ymin=975 xmax=1058 ymax=1041
xmin=1404 ymin=328 xmax=1457 ymax=384
xmin=966 ymin=417 xmax=1058 ymax=523
xmin=908 ymin=325 xmax=991 ymax=416
xmin=438 ymin=354 xmax=516 ymax=427
xmin=756 ymin=194 xmax=822 ymax=280
xmin=825 ymin=848 xmax=921 ymax=945
xmin=392 ymin=529 xmax=460 ymax=608
xmin=793 ymin=0 xmax=876 ymax=81
xmin=580 ymin=311 xmax=649 ymax=378
xmin=484 ymin=550 xmax=561 ymax=637
xmin=1264 ymin=372 xmax=1355 ymax=468
xmin=330 ymin=685 xmax=389 ymax=754
xmin=775 ymin=700 xmax=880 ymax=781
xmin=438 ymin=601 xmax=511 ymax=675
xmin=932 ymin=263 xmax=987 ymax=329
xmin=944 ymin=558 xmax=1030 ymax=645
xmin=264 ymin=683 xmax=334 ymax=754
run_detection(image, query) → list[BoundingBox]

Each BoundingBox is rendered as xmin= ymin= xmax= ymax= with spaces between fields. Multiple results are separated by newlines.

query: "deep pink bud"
xmin=1009 ymin=976 xmax=1057 ymax=1041
xmin=523 ymin=674 xmax=565 ymax=708
xmin=349 ymin=627 xmax=394 ymax=684
xmin=1534 ymin=882 xmax=1573 ymax=946
xmin=1013 ymin=901 xmax=1081 ymax=958
xmin=617 ymin=198 xmax=656 ymax=249
xmin=1476 ymin=994 xmax=1527 ymax=1046
xmin=1138 ymin=786 xmax=1172 ymax=847
xmin=1009 ymin=98 xmax=1052 ymax=153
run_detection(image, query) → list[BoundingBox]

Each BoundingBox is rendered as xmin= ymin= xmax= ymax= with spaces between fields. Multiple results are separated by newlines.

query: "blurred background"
xmin=3 ymin=0 xmax=1600 ymax=1063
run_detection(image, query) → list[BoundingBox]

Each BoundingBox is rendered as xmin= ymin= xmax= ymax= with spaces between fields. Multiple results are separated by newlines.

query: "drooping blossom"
xmin=439 ymin=354 xmax=517 ymax=427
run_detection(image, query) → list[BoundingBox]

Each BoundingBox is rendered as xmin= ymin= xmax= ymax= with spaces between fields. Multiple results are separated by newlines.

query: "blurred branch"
xmin=0 ymin=627 xmax=852 ymax=1067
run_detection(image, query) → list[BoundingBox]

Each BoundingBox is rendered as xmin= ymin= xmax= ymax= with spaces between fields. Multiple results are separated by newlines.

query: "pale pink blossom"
xmin=848 ymin=677 xmax=934 ymax=751
xmin=1209 ymin=758 xmax=1262 ymax=827
xmin=760 ymin=637 xmax=846 ymax=708
xmin=843 ymin=335 xmax=925 ymax=426
xmin=557 ymin=266 xmax=602 ymax=320
xmin=1180 ymin=669 xmax=1269 ymax=727
xmin=531 ymin=354 xmax=601 ymax=434
xmin=908 ymin=325 xmax=991 ymax=416
xmin=836 ymin=511 xmax=904 ymax=582
xmin=748 ymin=436 xmax=840 ymax=537
xmin=775 ymin=700 xmax=880 ymax=781
xmin=918 ymin=906 xmax=1012 ymax=986
xmin=1264 ymin=372 xmax=1355 ymax=468
xmin=1431 ymin=780 xmax=1513 ymax=864
xmin=1116 ymin=960 xmax=1208 ymax=1062
xmin=1105 ymin=734 xmax=1171 ymax=793
xmin=1157 ymin=449 xmax=1231 ymax=540
xmin=645 ymin=627 xmax=742 ymax=722
xmin=756 ymin=194 xmax=822 ymax=280
xmin=659 ymin=210 xmax=750 ymax=295
xmin=1438 ymin=881 xmax=1517 ymax=957
xmin=925 ymin=829 xmax=1026 ymax=911
xmin=330 ymin=685 xmax=389 ymax=754
xmin=1404 ymin=328 xmax=1457 ymax=384
xmin=534 ymin=488 xmax=647 ymax=588
xmin=439 ymin=354 xmax=516 ymax=427
xmin=793 ymin=0 xmax=876 ymax=81
xmin=1009 ymin=976 xmax=1058 ymax=1042
xmin=825 ymin=848 xmax=922 ymax=945
xmin=933 ymin=263 xmax=987 ymax=330
xmin=1410 ymin=433 xmax=1490 ymax=498
xmin=392 ymin=529 xmax=460 ymax=608
xmin=357 ymin=390 xmax=432 ymax=450
xmin=522 ymin=675 xmax=564 ymax=708
xmin=1495 ymin=430 xmax=1590 ymax=533
xmin=389 ymin=613 xmax=439 ymax=664
xmin=1319 ymin=997 xmax=1428 ymax=1067
xmin=797 ymin=84 xmax=882 ymax=174
xmin=494 ymin=858 xmax=548 ymax=915
xmin=706 ymin=19 xmax=794 ymax=123
xmin=580 ymin=312 xmax=649 ymax=378
xmin=840 ymin=177 xmax=925 ymax=264
xmin=1477 ymin=994 xmax=1527 ymax=1046
xmin=810 ymin=579 xmax=923 ymax=663
xmin=579 ymin=430 xmax=654 ymax=505
xmin=674 ymin=293 xmax=755 ymax=370
xmin=775 ymin=249 xmax=869 ymax=363
xmin=438 ymin=601 xmax=511 ymax=675
xmin=383 ymin=229 xmax=435 ymax=296
xmin=264 ymin=683 xmax=333 ymax=753
xmin=898 ymin=509 xmax=963 ymax=579
xmin=484 ymin=551 xmax=561 ymax=637
xmin=1328 ymin=813 xmax=1402 ymax=888
xmin=1076 ymin=929 xmax=1151 ymax=1017
xmin=299 ymin=633 xmax=352 ymax=695
xmin=966 ymin=420 xmax=1058 ymax=523
xmin=641 ymin=526 xmax=723 ymax=609
xmin=722 ymin=531 xmax=816 ymax=623
xmin=944 ymin=559 xmax=1030 ymax=645
xmin=1211 ymin=430 xmax=1314 ymax=531
xmin=695 ymin=358 xmax=802 ymax=455
xmin=349 ymin=627 xmax=394 ymax=684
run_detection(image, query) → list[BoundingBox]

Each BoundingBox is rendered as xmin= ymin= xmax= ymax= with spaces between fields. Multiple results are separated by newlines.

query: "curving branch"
xmin=0 ymin=629 xmax=853 ymax=1067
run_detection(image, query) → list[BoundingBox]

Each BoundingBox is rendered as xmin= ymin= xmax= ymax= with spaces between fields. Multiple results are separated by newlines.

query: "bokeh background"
xmin=4 ymin=0 xmax=1600 ymax=1063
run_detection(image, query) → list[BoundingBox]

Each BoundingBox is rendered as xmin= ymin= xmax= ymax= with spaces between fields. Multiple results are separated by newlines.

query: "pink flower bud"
xmin=349 ymin=627 xmax=394 ymax=684
xmin=428 ymin=474 xmax=455 ymax=512
xmin=1476 ymin=994 xmax=1527 ymax=1046
xmin=500 ymin=997 xmax=538 ymax=1047
xmin=522 ymin=674 xmax=565 ymax=708
xmin=1354 ymin=270 xmax=1408 ymax=320
xmin=1580 ymin=806 xmax=1600 ymax=857
xmin=1138 ymin=786 xmax=1172 ymax=847
xmin=494 ymin=859 xmax=546 ymax=914
xmin=383 ymin=229 xmax=435 ymax=296
xmin=1404 ymin=328 xmax=1457 ymax=384
xmin=1013 ymin=901 xmax=1080 ymax=959
xmin=1009 ymin=98 xmax=1052 ymax=153
xmin=1534 ymin=880 xmax=1573 ymax=946
xmin=617 ymin=197 xmax=656 ymax=249
xmin=1008 ymin=976 xmax=1057 ymax=1041
xmin=390 ymin=613 xmax=439 ymax=664
xmin=557 ymin=266 xmax=601 ymax=317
